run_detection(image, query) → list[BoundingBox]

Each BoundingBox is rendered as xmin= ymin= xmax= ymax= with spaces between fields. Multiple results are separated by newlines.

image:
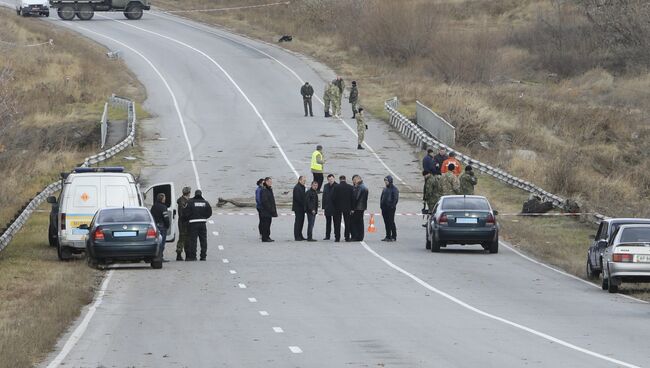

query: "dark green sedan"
xmin=83 ymin=207 xmax=163 ymax=269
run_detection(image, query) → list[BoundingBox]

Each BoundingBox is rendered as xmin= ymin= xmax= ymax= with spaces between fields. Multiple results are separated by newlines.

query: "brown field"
xmin=0 ymin=8 xmax=146 ymax=367
xmin=153 ymin=0 xmax=650 ymax=296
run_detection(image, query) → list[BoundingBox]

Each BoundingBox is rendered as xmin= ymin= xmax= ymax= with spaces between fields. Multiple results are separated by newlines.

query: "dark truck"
xmin=49 ymin=0 xmax=150 ymax=20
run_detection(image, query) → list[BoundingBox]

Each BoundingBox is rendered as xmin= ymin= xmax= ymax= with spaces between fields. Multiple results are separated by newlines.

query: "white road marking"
xmin=273 ymin=327 xmax=284 ymax=333
xmin=359 ymin=241 xmax=642 ymax=368
xmin=289 ymin=346 xmax=303 ymax=354
xmin=259 ymin=311 xmax=269 ymax=316
xmin=149 ymin=11 xmax=406 ymax=185
xmin=238 ymin=283 xmax=247 ymax=289
xmin=102 ymin=15 xmax=300 ymax=179
xmin=248 ymin=297 xmax=257 ymax=303
xmin=75 ymin=26 xmax=201 ymax=189
xmin=222 ymin=258 xmax=229 ymax=263
xmin=218 ymin=245 xmax=224 ymax=250
xmin=208 ymin=220 xmax=214 ymax=224
xmin=500 ymin=241 xmax=649 ymax=305
xmin=212 ymin=231 xmax=219 ymax=236
xmin=46 ymin=270 xmax=114 ymax=368
xmin=229 ymin=270 xmax=237 ymax=274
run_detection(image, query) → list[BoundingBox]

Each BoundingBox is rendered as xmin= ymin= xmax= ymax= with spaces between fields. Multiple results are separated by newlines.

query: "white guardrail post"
xmin=0 ymin=95 xmax=137 ymax=253
xmin=383 ymin=97 xmax=606 ymax=223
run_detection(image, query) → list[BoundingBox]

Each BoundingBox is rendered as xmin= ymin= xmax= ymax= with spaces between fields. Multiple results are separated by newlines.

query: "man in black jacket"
xmin=292 ymin=176 xmax=307 ymax=241
xmin=300 ymin=82 xmax=314 ymax=117
xmin=150 ymin=193 xmax=170 ymax=261
xmin=351 ymin=175 xmax=369 ymax=241
xmin=305 ymin=181 xmax=319 ymax=242
xmin=185 ymin=190 xmax=212 ymax=261
xmin=332 ymin=175 xmax=354 ymax=242
xmin=380 ymin=175 xmax=399 ymax=242
xmin=433 ymin=147 xmax=448 ymax=175
xmin=322 ymin=174 xmax=338 ymax=241
xmin=259 ymin=177 xmax=278 ymax=242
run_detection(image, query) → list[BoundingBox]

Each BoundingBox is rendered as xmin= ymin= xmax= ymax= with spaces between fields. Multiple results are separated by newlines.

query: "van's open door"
xmin=143 ymin=182 xmax=176 ymax=242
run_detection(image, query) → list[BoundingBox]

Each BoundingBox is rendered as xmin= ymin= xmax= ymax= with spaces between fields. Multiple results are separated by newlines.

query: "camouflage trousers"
xmin=176 ymin=223 xmax=189 ymax=254
xmin=323 ymin=95 xmax=331 ymax=115
xmin=333 ymin=97 xmax=341 ymax=116
xmin=351 ymin=101 xmax=358 ymax=115
xmin=357 ymin=121 xmax=365 ymax=145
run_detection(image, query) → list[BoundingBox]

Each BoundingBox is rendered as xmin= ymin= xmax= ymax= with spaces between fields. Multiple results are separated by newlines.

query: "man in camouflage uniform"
xmin=423 ymin=171 xmax=443 ymax=211
xmin=441 ymin=163 xmax=461 ymax=195
xmin=334 ymin=76 xmax=345 ymax=116
xmin=323 ymin=83 xmax=332 ymax=117
xmin=349 ymin=80 xmax=359 ymax=118
xmin=329 ymin=80 xmax=341 ymax=117
xmin=459 ymin=165 xmax=478 ymax=195
xmin=355 ymin=107 xmax=367 ymax=150
xmin=176 ymin=186 xmax=191 ymax=261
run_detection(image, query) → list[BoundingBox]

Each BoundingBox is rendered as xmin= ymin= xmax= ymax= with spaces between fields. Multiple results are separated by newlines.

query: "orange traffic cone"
xmin=368 ymin=214 xmax=377 ymax=233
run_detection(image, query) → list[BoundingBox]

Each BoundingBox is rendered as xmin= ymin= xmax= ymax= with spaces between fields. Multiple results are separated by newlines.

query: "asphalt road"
xmin=15 ymin=10 xmax=650 ymax=368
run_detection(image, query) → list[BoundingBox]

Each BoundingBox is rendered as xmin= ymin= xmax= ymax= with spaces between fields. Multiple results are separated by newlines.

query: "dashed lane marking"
xmin=218 ymin=245 xmax=224 ymax=250
xmin=208 ymin=220 xmax=214 ymax=224
xmin=259 ymin=311 xmax=269 ymax=316
xmin=238 ymin=283 xmax=247 ymax=289
xmin=212 ymin=231 xmax=219 ymax=236
xmin=273 ymin=327 xmax=284 ymax=333
xmin=222 ymin=258 xmax=229 ymax=263
xmin=248 ymin=297 xmax=257 ymax=303
xmin=289 ymin=346 xmax=303 ymax=354
xmin=229 ymin=270 xmax=237 ymax=274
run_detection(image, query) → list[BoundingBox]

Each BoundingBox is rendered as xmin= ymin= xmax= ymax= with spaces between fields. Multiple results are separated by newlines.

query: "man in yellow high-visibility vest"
xmin=311 ymin=145 xmax=325 ymax=192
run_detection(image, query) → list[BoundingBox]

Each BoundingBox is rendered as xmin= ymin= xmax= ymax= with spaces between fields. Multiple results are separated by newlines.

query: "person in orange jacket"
xmin=441 ymin=151 xmax=462 ymax=176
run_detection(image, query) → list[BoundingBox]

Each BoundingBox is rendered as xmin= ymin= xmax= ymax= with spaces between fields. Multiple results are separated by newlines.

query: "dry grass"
xmin=153 ymin=0 xmax=650 ymax=297
xmin=0 ymin=211 xmax=99 ymax=368
xmin=0 ymin=8 xmax=145 ymax=227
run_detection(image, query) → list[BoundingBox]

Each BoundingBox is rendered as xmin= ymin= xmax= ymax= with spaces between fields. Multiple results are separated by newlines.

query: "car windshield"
xmin=619 ymin=227 xmax=650 ymax=243
xmin=442 ymin=197 xmax=490 ymax=211
xmin=98 ymin=208 xmax=150 ymax=224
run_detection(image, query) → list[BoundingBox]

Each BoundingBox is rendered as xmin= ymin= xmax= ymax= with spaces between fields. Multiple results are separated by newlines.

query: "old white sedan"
xmin=602 ymin=224 xmax=650 ymax=293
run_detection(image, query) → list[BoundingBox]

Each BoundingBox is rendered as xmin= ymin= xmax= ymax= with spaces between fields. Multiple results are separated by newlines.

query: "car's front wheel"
xmin=151 ymin=259 xmax=163 ymax=269
xmin=57 ymin=243 xmax=72 ymax=261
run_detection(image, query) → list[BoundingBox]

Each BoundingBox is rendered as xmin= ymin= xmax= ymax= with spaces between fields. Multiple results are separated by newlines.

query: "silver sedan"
xmin=602 ymin=224 xmax=650 ymax=293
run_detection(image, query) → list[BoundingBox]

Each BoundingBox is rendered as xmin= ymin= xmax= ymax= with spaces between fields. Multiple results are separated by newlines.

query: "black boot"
xmin=357 ymin=144 xmax=364 ymax=150
xmin=325 ymin=112 xmax=331 ymax=117
xmin=176 ymin=252 xmax=183 ymax=261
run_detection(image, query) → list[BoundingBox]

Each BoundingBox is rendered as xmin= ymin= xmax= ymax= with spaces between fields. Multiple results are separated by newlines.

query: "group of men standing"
xmin=293 ymin=174 xmax=370 ymax=242
xmin=422 ymin=146 xmax=478 ymax=212
xmin=300 ymin=78 xmax=367 ymax=150
xmin=150 ymin=187 xmax=213 ymax=262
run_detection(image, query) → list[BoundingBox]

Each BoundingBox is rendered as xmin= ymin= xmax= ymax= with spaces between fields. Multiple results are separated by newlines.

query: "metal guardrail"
xmin=384 ymin=97 xmax=607 ymax=223
xmin=0 ymin=95 xmax=137 ymax=252
xmin=415 ymin=101 xmax=455 ymax=147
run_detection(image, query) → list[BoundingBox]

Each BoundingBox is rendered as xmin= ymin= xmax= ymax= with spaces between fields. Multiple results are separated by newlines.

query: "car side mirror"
xmin=47 ymin=196 xmax=57 ymax=204
xmin=492 ymin=210 xmax=499 ymax=216
xmin=597 ymin=240 xmax=608 ymax=248
xmin=78 ymin=224 xmax=89 ymax=230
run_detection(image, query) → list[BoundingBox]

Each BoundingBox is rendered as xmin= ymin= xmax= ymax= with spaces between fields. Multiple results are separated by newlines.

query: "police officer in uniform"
xmin=175 ymin=186 xmax=191 ymax=261
xmin=185 ymin=190 xmax=212 ymax=261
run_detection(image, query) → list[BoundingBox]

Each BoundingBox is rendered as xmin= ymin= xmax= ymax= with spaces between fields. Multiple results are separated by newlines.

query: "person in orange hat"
xmin=441 ymin=151 xmax=462 ymax=176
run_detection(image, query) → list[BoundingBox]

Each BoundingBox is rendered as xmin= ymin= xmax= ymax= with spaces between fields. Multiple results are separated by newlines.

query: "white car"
xmin=601 ymin=224 xmax=650 ymax=293
xmin=15 ymin=0 xmax=49 ymax=16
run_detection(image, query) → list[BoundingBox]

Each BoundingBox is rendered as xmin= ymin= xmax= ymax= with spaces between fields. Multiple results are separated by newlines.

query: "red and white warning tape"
xmin=214 ymin=212 xmax=594 ymax=217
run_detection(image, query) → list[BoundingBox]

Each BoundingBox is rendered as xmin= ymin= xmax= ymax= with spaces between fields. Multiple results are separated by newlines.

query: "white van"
xmin=15 ymin=0 xmax=49 ymax=16
xmin=47 ymin=167 xmax=176 ymax=260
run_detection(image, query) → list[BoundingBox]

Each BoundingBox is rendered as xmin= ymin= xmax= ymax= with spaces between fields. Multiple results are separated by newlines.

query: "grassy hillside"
xmin=0 ymin=9 xmax=145 ymax=227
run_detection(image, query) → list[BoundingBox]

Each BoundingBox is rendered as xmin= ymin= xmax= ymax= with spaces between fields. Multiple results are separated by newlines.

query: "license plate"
xmin=456 ymin=217 xmax=478 ymax=224
xmin=72 ymin=228 xmax=89 ymax=235
xmin=113 ymin=231 xmax=137 ymax=238
xmin=636 ymin=255 xmax=650 ymax=263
